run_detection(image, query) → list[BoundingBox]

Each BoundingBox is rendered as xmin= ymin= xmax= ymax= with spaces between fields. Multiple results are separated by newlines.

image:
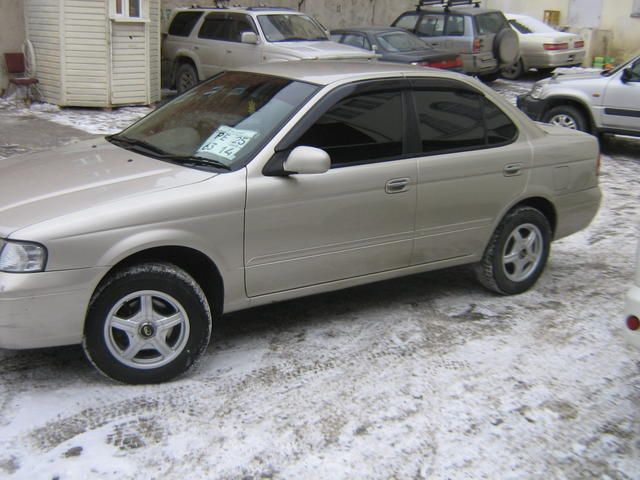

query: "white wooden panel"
xmin=110 ymin=21 xmax=148 ymax=105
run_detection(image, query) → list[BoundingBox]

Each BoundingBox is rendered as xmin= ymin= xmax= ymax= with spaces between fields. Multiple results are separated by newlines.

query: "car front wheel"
xmin=175 ymin=63 xmax=198 ymax=94
xmin=543 ymin=105 xmax=589 ymax=132
xmin=475 ymin=206 xmax=551 ymax=295
xmin=83 ymin=262 xmax=212 ymax=384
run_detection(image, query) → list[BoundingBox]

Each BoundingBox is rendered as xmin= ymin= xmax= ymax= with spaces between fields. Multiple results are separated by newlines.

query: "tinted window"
xmin=198 ymin=13 xmax=229 ymax=40
xmin=475 ymin=12 xmax=509 ymax=35
xmin=342 ymin=33 xmax=370 ymax=50
xmin=394 ymin=13 xmax=419 ymax=31
xmin=413 ymin=89 xmax=516 ymax=154
xmin=484 ymin=99 xmax=517 ymax=144
xmin=445 ymin=15 xmax=465 ymax=36
xmin=297 ymin=91 xmax=403 ymax=167
xmin=169 ymin=12 xmax=203 ymax=37
xmin=417 ymin=14 xmax=446 ymax=37
xmin=228 ymin=13 xmax=257 ymax=42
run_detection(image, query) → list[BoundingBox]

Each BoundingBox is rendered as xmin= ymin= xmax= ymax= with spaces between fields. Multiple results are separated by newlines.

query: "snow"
xmin=0 ymin=79 xmax=639 ymax=479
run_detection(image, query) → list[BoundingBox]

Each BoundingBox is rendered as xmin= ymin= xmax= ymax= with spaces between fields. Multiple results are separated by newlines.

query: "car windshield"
xmin=109 ymin=72 xmax=318 ymax=170
xmin=376 ymin=31 xmax=429 ymax=52
xmin=258 ymin=14 xmax=328 ymax=42
xmin=602 ymin=54 xmax=640 ymax=77
xmin=508 ymin=16 xmax=558 ymax=34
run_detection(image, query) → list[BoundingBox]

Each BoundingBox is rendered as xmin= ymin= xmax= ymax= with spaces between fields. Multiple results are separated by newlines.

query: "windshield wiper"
xmin=274 ymin=36 xmax=312 ymax=42
xmin=167 ymin=155 xmax=232 ymax=171
xmin=107 ymin=135 xmax=168 ymax=156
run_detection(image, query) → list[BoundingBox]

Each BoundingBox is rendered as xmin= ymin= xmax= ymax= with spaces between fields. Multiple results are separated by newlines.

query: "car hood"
xmin=549 ymin=71 xmax=604 ymax=83
xmin=270 ymin=41 xmax=377 ymax=60
xmin=0 ymin=139 xmax=215 ymax=237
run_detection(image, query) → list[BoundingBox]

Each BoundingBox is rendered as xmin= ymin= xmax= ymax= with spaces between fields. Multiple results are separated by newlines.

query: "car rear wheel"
xmin=543 ymin=105 xmax=589 ymax=132
xmin=83 ymin=262 xmax=212 ymax=384
xmin=475 ymin=206 xmax=551 ymax=295
xmin=501 ymin=58 xmax=524 ymax=80
xmin=176 ymin=63 xmax=198 ymax=94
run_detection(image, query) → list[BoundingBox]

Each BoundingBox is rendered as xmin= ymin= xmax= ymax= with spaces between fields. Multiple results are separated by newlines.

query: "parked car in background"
xmin=163 ymin=6 xmax=377 ymax=92
xmin=330 ymin=27 xmax=463 ymax=71
xmin=517 ymin=54 xmax=640 ymax=136
xmin=624 ymin=239 xmax=640 ymax=349
xmin=0 ymin=61 xmax=601 ymax=384
xmin=391 ymin=0 xmax=518 ymax=80
xmin=501 ymin=14 xmax=585 ymax=79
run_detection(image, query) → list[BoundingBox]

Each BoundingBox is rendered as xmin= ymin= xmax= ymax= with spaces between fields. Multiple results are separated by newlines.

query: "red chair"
xmin=4 ymin=52 xmax=38 ymax=103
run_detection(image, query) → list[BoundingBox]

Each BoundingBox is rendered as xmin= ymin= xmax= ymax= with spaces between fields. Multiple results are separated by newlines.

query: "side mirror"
xmin=241 ymin=31 xmax=259 ymax=45
xmin=283 ymin=146 xmax=330 ymax=175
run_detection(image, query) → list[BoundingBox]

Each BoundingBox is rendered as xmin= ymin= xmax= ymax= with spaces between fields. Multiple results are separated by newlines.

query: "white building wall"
xmin=149 ymin=0 xmax=162 ymax=102
xmin=0 ymin=0 xmax=26 ymax=93
xmin=24 ymin=0 xmax=62 ymax=104
xmin=63 ymin=0 xmax=110 ymax=106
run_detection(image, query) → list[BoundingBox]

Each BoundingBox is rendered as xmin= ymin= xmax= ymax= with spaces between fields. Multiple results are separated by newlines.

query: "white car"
xmin=502 ymin=14 xmax=585 ymax=79
xmin=624 ymin=240 xmax=640 ymax=348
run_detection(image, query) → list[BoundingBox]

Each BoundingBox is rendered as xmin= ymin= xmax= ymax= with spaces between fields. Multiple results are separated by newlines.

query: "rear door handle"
xmin=503 ymin=163 xmax=522 ymax=176
xmin=385 ymin=177 xmax=410 ymax=194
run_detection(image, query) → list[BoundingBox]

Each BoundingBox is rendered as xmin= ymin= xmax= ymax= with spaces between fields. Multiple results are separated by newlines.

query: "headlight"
xmin=530 ymin=83 xmax=545 ymax=100
xmin=0 ymin=240 xmax=47 ymax=273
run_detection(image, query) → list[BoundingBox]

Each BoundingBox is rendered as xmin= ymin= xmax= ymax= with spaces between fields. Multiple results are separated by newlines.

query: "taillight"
xmin=627 ymin=315 xmax=640 ymax=331
xmin=544 ymin=43 xmax=569 ymax=51
xmin=423 ymin=57 xmax=463 ymax=69
xmin=574 ymin=40 xmax=584 ymax=48
xmin=473 ymin=38 xmax=482 ymax=53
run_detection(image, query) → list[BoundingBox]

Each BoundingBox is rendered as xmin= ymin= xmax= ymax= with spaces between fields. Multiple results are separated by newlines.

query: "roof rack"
xmin=416 ymin=0 xmax=481 ymax=12
xmin=245 ymin=6 xmax=294 ymax=11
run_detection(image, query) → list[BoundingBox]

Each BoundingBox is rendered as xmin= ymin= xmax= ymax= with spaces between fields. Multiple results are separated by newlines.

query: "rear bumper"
xmin=553 ymin=186 xmax=602 ymax=240
xmin=460 ymin=53 xmax=498 ymax=74
xmin=0 ymin=267 xmax=108 ymax=349
xmin=524 ymin=50 xmax=585 ymax=69
xmin=623 ymin=284 xmax=640 ymax=349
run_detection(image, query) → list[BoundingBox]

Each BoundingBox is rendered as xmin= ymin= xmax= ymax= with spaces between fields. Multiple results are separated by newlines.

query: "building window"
xmin=114 ymin=0 xmax=142 ymax=18
xmin=633 ymin=0 xmax=640 ymax=17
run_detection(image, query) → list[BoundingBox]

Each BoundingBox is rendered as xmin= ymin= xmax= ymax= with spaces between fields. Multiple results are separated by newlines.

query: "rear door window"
xmin=411 ymin=88 xmax=517 ymax=154
xmin=198 ymin=13 xmax=230 ymax=41
xmin=168 ymin=12 xmax=203 ymax=37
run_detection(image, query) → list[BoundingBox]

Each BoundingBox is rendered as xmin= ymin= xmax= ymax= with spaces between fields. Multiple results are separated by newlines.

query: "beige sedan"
xmin=502 ymin=14 xmax=586 ymax=79
xmin=0 ymin=61 xmax=601 ymax=383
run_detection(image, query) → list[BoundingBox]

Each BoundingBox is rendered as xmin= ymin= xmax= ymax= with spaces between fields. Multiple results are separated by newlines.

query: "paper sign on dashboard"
xmin=197 ymin=126 xmax=258 ymax=161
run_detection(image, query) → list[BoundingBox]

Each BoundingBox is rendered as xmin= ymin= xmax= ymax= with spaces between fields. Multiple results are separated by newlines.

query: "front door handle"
xmin=503 ymin=163 xmax=522 ymax=176
xmin=385 ymin=177 xmax=410 ymax=194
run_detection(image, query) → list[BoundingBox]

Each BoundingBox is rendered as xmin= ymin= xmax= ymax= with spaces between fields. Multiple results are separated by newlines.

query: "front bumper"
xmin=517 ymin=94 xmax=549 ymax=122
xmin=623 ymin=284 xmax=640 ymax=349
xmin=0 ymin=267 xmax=109 ymax=349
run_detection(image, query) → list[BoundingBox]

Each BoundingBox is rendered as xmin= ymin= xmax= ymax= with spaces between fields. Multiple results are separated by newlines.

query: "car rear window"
xmin=475 ymin=12 xmax=509 ymax=35
xmin=168 ymin=11 xmax=203 ymax=37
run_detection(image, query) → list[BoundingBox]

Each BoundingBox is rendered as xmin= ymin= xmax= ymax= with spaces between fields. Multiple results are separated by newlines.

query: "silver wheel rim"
xmin=502 ymin=60 xmax=521 ymax=78
xmin=104 ymin=290 xmax=190 ymax=369
xmin=178 ymin=70 xmax=196 ymax=91
xmin=549 ymin=113 xmax=578 ymax=130
xmin=502 ymin=223 xmax=544 ymax=283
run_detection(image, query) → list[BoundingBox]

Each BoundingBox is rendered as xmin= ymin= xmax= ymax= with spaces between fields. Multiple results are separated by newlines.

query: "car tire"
xmin=501 ymin=58 xmax=524 ymax=80
xmin=478 ymin=72 xmax=501 ymax=83
xmin=83 ymin=262 xmax=212 ymax=384
xmin=494 ymin=28 xmax=519 ymax=65
xmin=542 ymin=105 xmax=589 ymax=132
xmin=175 ymin=63 xmax=198 ymax=94
xmin=475 ymin=206 xmax=551 ymax=295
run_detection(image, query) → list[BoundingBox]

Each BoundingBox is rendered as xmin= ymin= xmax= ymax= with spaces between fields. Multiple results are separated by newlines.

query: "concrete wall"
xmin=0 ymin=0 xmax=27 ymax=93
xmin=599 ymin=0 xmax=640 ymax=62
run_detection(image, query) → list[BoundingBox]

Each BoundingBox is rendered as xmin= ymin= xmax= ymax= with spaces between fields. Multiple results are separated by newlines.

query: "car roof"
xmin=171 ymin=7 xmax=304 ymax=15
xmin=407 ymin=6 xmax=502 ymax=16
xmin=232 ymin=60 xmax=459 ymax=86
xmin=331 ymin=27 xmax=408 ymax=34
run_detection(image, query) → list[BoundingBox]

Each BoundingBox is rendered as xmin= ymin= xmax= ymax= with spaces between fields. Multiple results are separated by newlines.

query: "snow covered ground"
xmin=0 ymin=78 xmax=639 ymax=480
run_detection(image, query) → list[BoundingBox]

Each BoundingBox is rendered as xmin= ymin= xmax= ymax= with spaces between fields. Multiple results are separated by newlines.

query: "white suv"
xmin=163 ymin=7 xmax=377 ymax=92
